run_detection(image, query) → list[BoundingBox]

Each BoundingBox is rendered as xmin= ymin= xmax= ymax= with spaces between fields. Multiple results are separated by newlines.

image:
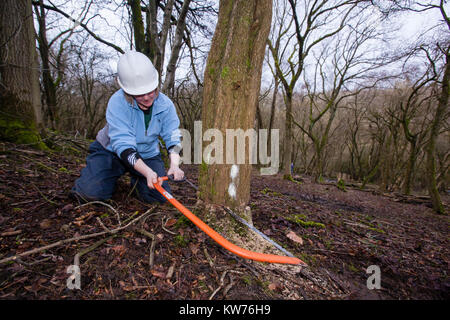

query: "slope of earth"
xmin=250 ymin=174 xmax=449 ymax=299
xmin=0 ymin=140 xmax=448 ymax=300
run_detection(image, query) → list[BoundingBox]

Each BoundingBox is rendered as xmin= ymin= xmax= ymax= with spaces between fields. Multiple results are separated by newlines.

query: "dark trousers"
xmin=72 ymin=140 xmax=170 ymax=203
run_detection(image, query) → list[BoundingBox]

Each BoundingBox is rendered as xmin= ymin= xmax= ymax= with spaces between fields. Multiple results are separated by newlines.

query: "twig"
xmin=14 ymin=256 xmax=51 ymax=267
xmin=203 ymin=247 xmax=214 ymax=268
xmin=161 ymin=216 xmax=176 ymax=235
xmin=222 ymin=274 xmax=235 ymax=296
xmin=17 ymin=154 xmax=59 ymax=174
xmin=10 ymin=199 xmax=36 ymax=206
xmin=125 ymin=179 xmax=139 ymax=202
xmin=204 ymin=246 xmax=220 ymax=281
xmin=0 ymin=207 xmax=156 ymax=265
xmin=0 ymin=230 xmax=22 ymax=237
xmin=217 ymin=248 xmax=260 ymax=278
xmin=96 ymin=217 xmax=111 ymax=233
xmin=31 ymin=183 xmax=57 ymax=206
xmin=166 ymin=261 xmax=176 ymax=280
xmin=75 ymin=201 xmax=121 ymax=226
xmin=209 ymin=270 xmax=242 ymax=300
xmin=74 ymin=235 xmax=115 ymax=267
xmin=209 ymin=270 xmax=228 ymax=300
xmin=137 ymin=229 xmax=156 ymax=267
xmin=14 ymin=148 xmax=45 ymax=156
xmin=109 ymin=279 xmax=115 ymax=299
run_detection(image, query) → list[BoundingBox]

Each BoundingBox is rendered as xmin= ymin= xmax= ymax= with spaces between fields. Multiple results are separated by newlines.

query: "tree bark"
xmin=162 ymin=0 xmax=192 ymax=96
xmin=34 ymin=0 xmax=58 ymax=130
xmin=0 ymin=0 xmax=44 ymax=147
xmin=128 ymin=0 xmax=146 ymax=54
xmin=283 ymin=91 xmax=293 ymax=177
xmin=199 ymin=0 xmax=272 ymax=220
xmin=267 ymin=77 xmax=278 ymax=152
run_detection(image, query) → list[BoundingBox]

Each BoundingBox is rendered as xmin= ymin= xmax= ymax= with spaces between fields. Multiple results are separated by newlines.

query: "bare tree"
xmin=267 ymin=0 xmax=361 ymax=178
xmin=70 ymin=43 xmax=115 ymax=138
xmin=373 ymin=0 xmax=449 ymax=213
xmin=33 ymin=0 xmax=94 ymax=130
xmin=127 ymin=0 xmax=216 ymax=96
xmin=290 ymin=11 xmax=387 ymax=181
xmin=397 ymin=55 xmax=439 ymax=195
xmin=0 ymin=0 xmax=44 ymax=147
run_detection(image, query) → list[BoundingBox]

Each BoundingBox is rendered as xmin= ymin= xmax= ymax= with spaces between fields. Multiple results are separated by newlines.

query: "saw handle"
xmin=154 ymin=176 xmax=305 ymax=266
xmin=163 ymin=174 xmax=186 ymax=183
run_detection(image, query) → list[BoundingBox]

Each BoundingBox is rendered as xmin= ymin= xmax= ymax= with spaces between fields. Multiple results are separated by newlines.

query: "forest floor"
xmin=0 ymin=140 xmax=448 ymax=300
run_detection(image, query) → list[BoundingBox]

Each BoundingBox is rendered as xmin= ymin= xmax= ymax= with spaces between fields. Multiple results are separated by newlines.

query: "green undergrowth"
xmin=287 ymin=214 xmax=325 ymax=229
xmin=337 ymin=179 xmax=347 ymax=192
xmin=261 ymin=187 xmax=283 ymax=197
xmin=0 ymin=119 xmax=48 ymax=150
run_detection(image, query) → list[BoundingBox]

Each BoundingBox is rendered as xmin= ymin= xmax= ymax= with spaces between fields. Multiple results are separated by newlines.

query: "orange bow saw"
xmin=154 ymin=176 xmax=305 ymax=265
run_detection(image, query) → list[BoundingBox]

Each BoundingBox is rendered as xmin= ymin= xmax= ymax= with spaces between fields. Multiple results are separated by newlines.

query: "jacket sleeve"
xmin=106 ymin=93 xmax=137 ymax=157
xmin=160 ymin=99 xmax=182 ymax=151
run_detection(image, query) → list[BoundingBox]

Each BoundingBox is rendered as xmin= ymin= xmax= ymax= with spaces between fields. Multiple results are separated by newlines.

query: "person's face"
xmin=134 ymin=88 xmax=158 ymax=109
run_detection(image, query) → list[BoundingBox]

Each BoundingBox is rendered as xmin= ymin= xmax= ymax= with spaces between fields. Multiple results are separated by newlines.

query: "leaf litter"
xmin=0 ymin=141 xmax=448 ymax=300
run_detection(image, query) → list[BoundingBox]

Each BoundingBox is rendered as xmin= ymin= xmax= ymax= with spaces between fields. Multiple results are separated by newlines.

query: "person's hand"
xmin=167 ymin=166 xmax=184 ymax=181
xmin=145 ymin=169 xmax=162 ymax=189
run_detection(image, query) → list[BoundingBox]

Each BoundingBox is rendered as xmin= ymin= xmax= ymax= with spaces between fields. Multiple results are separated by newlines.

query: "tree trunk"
xmin=403 ymin=139 xmax=417 ymax=195
xmin=0 ymin=0 xmax=44 ymax=147
xmin=425 ymin=50 xmax=449 ymax=214
xmin=152 ymin=0 xmax=174 ymax=79
xmin=199 ymin=0 xmax=272 ymax=223
xmin=283 ymin=92 xmax=293 ymax=178
xmin=267 ymin=77 xmax=278 ymax=154
xmin=162 ymin=0 xmax=192 ymax=96
xmin=128 ymin=0 xmax=146 ymax=54
xmin=35 ymin=0 xmax=58 ymax=130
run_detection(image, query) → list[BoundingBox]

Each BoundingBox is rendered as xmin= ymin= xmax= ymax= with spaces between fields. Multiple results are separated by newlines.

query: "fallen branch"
xmin=74 ymin=235 xmax=115 ymax=267
xmin=17 ymin=154 xmax=59 ymax=174
xmin=31 ymin=183 xmax=58 ymax=206
xmin=96 ymin=217 xmax=111 ymax=233
xmin=75 ymin=201 xmax=122 ymax=226
xmin=0 ymin=230 xmax=22 ymax=237
xmin=0 ymin=206 xmax=156 ymax=265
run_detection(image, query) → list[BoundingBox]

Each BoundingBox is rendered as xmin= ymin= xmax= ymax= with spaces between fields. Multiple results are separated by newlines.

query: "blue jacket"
xmin=96 ymin=89 xmax=181 ymax=159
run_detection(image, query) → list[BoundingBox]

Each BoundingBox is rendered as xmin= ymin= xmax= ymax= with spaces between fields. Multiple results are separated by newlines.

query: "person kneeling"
xmin=71 ymin=51 xmax=183 ymax=204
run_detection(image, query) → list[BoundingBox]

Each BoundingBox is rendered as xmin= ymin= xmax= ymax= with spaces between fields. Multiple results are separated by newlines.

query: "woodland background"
xmin=1 ymin=0 xmax=447 ymax=208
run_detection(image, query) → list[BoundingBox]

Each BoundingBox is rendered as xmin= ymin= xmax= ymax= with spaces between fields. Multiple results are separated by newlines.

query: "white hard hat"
xmin=117 ymin=51 xmax=159 ymax=95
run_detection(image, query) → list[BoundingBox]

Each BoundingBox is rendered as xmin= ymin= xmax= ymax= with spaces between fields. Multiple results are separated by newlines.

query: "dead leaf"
xmin=166 ymin=262 xmax=176 ymax=280
xmin=189 ymin=243 xmax=199 ymax=255
xmin=151 ymin=270 xmax=166 ymax=278
xmin=61 ymin=204 xmax=74 ymax=213
xmin=165 ymin=218 xmax=177 ymax=228
xmin=286 ymin=231 xmax=303 ymax=245
xmin=73 ymin=220 xmax=83 ymax=227
xmin=111 ymin=245 xmax=126 ymax=257
xmin=268 ymin=282 xmax=282 ymax=291
xmin=75 ymin=211 xmax=96 ymax=221
xmin=40 ymin=219 xmax=52 ymax=229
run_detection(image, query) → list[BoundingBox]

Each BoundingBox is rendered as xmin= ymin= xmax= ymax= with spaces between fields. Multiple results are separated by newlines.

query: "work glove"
xmin=168 ymin=152 xmax=184 ymax=181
